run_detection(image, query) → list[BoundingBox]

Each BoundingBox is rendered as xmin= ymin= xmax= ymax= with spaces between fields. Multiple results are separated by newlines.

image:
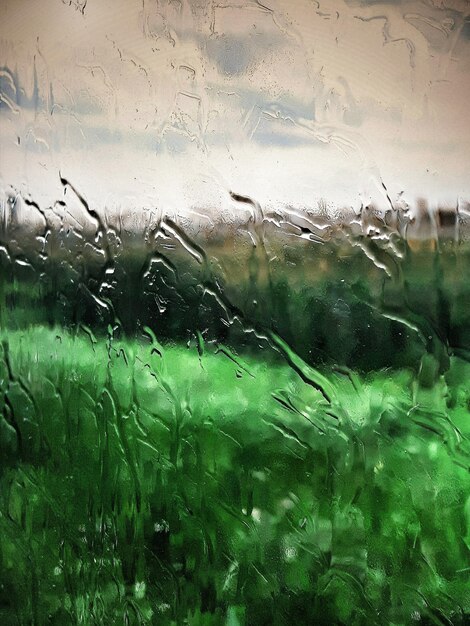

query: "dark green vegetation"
xmin=2 ymin=219 xmax=470 ymax=372
xmin=1 ymin=225 xmax=470 ymax=624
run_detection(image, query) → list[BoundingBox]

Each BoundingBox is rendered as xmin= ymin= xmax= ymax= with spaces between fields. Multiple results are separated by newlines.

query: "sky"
xmin=1 ymin=0 xmax=470 ymax=218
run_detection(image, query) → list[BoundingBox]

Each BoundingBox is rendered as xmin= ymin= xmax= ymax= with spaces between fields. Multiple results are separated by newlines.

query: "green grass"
xmin=0 ymin=326 xmax=469 ymax=625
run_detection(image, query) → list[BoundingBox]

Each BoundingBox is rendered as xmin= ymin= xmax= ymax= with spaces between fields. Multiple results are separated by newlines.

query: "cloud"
xmin=1 ymin=0 xmax=470 ymax=212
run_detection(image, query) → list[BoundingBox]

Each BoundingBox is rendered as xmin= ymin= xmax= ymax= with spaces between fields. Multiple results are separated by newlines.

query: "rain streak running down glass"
xmin=1 ymin=0 xmax=470 ymax=624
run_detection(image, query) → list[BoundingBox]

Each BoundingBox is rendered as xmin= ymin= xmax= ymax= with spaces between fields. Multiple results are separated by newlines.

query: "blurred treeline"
xmin=1 ymin=211 xmax=468 ymax=374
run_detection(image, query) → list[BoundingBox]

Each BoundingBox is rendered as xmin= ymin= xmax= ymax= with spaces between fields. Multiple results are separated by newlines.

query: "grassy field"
xmin=0 ymin=325 xmax=469 ymax=625
xmin=1 ymin=220 xmax=469 ymax=624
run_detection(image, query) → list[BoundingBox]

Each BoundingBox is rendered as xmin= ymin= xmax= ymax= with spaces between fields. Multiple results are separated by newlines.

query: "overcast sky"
xmin=1 ymin=0 xmax=470 ymax=217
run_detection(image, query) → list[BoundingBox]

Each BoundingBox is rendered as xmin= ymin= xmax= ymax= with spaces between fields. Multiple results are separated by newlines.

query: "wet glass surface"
xmin=1 ymin=1 xmax=470 ymax=624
